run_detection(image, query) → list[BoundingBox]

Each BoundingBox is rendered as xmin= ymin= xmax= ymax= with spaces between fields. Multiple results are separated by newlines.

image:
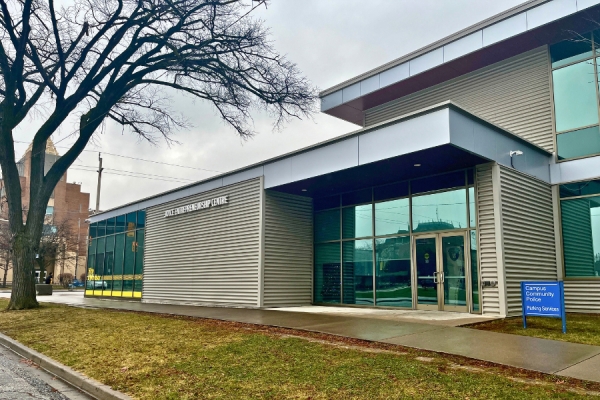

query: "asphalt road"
xmin=0 ymin=345 xmax=92 ymax=400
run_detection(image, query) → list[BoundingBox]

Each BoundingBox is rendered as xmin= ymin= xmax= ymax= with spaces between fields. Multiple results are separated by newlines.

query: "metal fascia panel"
xmin=527 ymin=0 xmax=577 ymax=30
xmin=360 ymin=75 xmax=380 ymax=96
xmin=342 ymin=82 xmax=361 ymax=103
xmin=263 ymin=158 xmax=292 ymax=189
xmin=290 ymin=137 xmax=359 ymax=182
xmin=443 ymin=31 xmax=483 ymax=62
xmin=550 ymin=155 xmax=600 ymax=184
xmin=358 ymin=108 xmax=450 ymax=165
xmin=379 ymin=63 xmax=409 ymax=88
xmin=320 ymin=90 xmax=343 ymax=111
xmin=482 ymin=13 xmax=527 ymax=47
xmin=409 ymin=47 xmax=444 ymax=76
xmin=222 ymin=166 xmax=264 ymax=186
xmin=578 ymin=0 xmax=600 ymax=10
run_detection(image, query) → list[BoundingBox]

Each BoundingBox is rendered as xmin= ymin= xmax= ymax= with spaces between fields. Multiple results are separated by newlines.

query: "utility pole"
xmin=95 ymin=153 xmax=103 ymax=213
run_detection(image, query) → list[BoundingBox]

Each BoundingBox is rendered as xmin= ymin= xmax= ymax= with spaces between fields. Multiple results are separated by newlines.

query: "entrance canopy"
xmin=269 ymin=102 xmax=551 ymax=198
xmin=89 ymin=102 xmax=551 ymax=223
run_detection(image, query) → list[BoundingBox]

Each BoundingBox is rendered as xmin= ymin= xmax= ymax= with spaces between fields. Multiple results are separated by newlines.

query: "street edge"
xmin=0 ymin=332 xmax=132 ymax=400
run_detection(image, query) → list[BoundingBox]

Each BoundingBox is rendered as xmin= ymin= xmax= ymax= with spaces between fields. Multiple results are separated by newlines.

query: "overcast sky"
xmin=14 ymin=0 xmax=528 ymax=211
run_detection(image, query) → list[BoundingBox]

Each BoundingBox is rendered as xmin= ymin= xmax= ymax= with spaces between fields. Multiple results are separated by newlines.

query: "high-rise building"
xmin=0 ymin=139 xmax=90 ymax=284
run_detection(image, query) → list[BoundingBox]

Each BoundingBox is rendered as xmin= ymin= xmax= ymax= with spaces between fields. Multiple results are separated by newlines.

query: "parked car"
xmin=86 ymin=280 xmax=107 ymax=289
xmin=70 ymin=279 xmax=85 ymax=288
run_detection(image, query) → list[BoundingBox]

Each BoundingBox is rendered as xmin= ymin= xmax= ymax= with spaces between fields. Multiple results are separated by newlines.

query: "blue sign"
xmin=521 ymin=281 xmax=566 ymax=334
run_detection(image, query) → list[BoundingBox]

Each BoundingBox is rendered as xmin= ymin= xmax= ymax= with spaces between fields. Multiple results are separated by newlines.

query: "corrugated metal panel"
xmin=365 ymin=47 xmax=553 ymax=151
xmin=500 ymin=166 xmax=557 ymax=316
xmin=142 ymin=178 xmax=262 ymax=307
xmin=476 ymin=164 xmax=501 ymax=315
xmin=565 ymin=281 xmax=600 ymax=313
xmin=262 ymin=191 xmax=313 ymax=307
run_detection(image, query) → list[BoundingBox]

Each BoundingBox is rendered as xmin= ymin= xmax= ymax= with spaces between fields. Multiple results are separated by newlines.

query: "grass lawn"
xmin=469 ymin=313 xmax=600 ymax=346
xmin=0 ymin=301 xmax=599 ymax=399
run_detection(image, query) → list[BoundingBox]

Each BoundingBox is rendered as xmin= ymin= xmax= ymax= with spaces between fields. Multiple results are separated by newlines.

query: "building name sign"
xmin=164 ymin=195 xmax=229 ymax=217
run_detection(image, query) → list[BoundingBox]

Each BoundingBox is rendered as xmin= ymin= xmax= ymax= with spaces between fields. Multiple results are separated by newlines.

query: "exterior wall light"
xmin=509 ymin=150 xmax=523 ymax=168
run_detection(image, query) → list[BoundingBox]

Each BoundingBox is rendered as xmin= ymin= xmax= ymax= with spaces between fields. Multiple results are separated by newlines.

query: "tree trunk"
xmin=1 ymin=251 xmax=8 ymax=288
xmin=7 ymin=233 xmax=38 ymax=310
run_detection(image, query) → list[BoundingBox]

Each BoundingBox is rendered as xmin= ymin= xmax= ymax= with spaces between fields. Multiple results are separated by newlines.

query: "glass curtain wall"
xmin=314 ymin=169 xmax=479 ymax=311
xmin=551 ymin=32 xmax=600 ymax=160
xmin=560 ymin=180 xmax=600 ymax=277
xmin=86 ymin=210 xmax=146 ymax=298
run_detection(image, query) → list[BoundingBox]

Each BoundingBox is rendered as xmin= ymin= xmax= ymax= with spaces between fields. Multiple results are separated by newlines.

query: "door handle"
xmin=440 ymin=272 xmax=444 ymax=283
xmin=433 ymin=272 xmax=439 ymax=284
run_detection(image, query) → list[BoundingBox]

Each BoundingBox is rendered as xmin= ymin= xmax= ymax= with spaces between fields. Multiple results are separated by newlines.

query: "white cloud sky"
xmin=13 ymin=0 xmax=527 ymax=210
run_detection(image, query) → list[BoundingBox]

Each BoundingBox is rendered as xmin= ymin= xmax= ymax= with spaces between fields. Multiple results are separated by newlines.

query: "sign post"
xmin=521 ymin=281 xmax=566 ymax=334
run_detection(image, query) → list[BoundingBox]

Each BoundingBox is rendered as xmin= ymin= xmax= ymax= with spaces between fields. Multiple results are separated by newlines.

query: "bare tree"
xmin=0 ymin=0 xmax=317 ymax=309
xmin=36 ymin=217 xmax=81 ymax=284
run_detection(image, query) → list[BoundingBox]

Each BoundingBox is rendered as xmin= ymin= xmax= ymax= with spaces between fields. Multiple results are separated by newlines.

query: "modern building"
xmin=87 ymin=0 xmax=600 ymax=317
xmin=0 ymin=139 xmax=90 ymax=283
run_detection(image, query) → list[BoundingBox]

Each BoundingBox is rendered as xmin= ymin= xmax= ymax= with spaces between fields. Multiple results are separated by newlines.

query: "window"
xmin=45 ymin=206 xmax=54 ymax=215
xmin=85 ymin=212 xmax=146 ymax=297
xmin=411 ymin=189 xmax=468 ymax=233
xmin=312 ymin=168 xmax=475 ymax=308
xmin=551 ymin=33 xmax=600 ymax=160
xmin=561 ymin=191 xmax=600 ymax=278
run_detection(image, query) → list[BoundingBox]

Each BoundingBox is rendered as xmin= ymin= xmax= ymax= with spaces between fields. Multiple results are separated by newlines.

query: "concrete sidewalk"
xmin=3 ymin=292 xmax=600 ymax=383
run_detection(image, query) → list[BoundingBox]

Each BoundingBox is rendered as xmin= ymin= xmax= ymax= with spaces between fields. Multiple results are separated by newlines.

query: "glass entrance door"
xmin=414 ymin=233 xmax=469 ymax=312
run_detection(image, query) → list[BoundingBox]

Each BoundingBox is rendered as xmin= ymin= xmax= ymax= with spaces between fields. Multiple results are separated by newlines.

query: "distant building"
xmin=0 ymin=139 xmax=90 ymax=283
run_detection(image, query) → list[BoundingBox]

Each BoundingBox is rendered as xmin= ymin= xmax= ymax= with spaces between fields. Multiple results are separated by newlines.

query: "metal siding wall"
xmin=565 ymin=281 xmax=600 ymax=313
xmin=365 ymin=47 xmax=553 ymax=151
xmin=476 ymin=164 xmax=501 ymax=315
xmin=143 ymin=178 xmax=261 ymax=306
xmin=499 ymin=166 xmax=557 ymax=316
xmin=263 ymin=191 xmax=313 ymax=307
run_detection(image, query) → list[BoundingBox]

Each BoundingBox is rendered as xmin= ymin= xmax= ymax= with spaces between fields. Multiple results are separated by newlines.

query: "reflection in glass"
xmin=442 ymin=235 xmax=467 ymax=308
xmin=550 ymin=36 xmax=593 ymax=68
xmin=557 ymin=126 xmax=600 ymax=160
xmin=342 ymin=240 xmax=373 ymax=305
xmin=411 ymin=171 xmax=465 ymax=195
xmin=470 ymin=231 xmax=480 ymax=312
xmin=561 ymin=196 xmax=600 ymax=277
xmin=112 ymin=233 xmax=125 ymax=295
xmin=314 ymin=243 xmax=341 ymax=303
xmin=105 ymin=218 xmax=115 ymax=236
xmin=103 ymin=235 xmax=115 ymax=294
xmin=560 ymin=179 xmax=600 ymax=198
xmin=375 ymin=198 xmax=410 ymax=236
xmin=552 ymin=60 xmax=599 ymax=133
xmin=137 ymin=210 xmax=146 ymax=229
xmin=375 ymin=236 xmax=411 ymax=307
xmin=412 ymin=189 xmax=467 ymax=232
xmin=134 ymin=230 xmax=144 ymax=295
xmin=86 ymin=239 xmax=97 ymax=290
xmin=416 ymin=237 xmax=437 ymax=306
xmin=115 ymin=215 xmax=126 ymax=234
xmin=314 ymin=209 xmax=340 ymax=242
xmin=342 ymin=205 xmax=373 ymax=239
xmin=469 ymin=187 xmax=476 ymax=228
xmin=97 ymin=220 xmax=106 ymax=237
xmin=123 ymin=233 xmax=135 ymax=295
xmin=89 ymin=223 xmax=97 ymax=238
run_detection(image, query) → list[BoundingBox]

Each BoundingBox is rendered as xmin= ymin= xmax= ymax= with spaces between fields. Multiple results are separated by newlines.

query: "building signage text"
xmin=521 ymin=281 xmax=566 ymax=333
xmin=164 ymin=196 xmax=229 ymax=217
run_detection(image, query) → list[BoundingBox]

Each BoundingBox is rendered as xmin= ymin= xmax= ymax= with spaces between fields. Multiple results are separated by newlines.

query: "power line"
xmin=71 ymin=164 xmax=198 ymax=182
xmin=13 ymin=140 xmax=222 ymax=173
xmin=69 ymin=168 xmax=193 ymax=184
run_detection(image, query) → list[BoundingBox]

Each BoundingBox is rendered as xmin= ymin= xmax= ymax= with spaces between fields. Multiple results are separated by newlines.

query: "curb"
xmin=0 ymin=332 xmax=132 ymax=400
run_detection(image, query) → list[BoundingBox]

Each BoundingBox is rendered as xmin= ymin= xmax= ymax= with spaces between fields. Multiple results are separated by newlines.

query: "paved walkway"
xmin=3 ymin=292 xmax=600 ymax=383
xmin=0 ymin=345 xmax=92 ymax=399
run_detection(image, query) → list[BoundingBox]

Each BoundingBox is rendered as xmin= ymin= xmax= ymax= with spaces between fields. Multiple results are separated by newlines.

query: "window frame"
xmin=559 ymin=179 xmax=600 ymax=280
xmin=552 ymin=31 xmax=600 ymax=162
